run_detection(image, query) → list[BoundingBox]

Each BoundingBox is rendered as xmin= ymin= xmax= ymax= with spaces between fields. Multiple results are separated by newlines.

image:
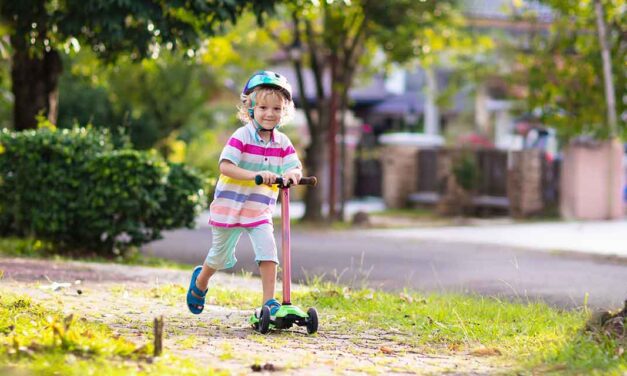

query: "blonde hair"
xmin=237 ymin=86 xmax=295 ymax=126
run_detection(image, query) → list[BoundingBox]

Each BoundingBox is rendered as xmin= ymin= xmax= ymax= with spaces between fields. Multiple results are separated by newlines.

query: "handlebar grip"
xmin=254 ymin=175 xmax=318 ymax=187
xmin=299 ymin=176 xmax=318 ymax=186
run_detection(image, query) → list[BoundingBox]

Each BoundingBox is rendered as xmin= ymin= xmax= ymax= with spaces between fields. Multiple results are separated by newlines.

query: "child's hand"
xmin=257 ymin=171 xmax=278 ymax=186
xmin=283 ymin=169 xmax=302 ymax=185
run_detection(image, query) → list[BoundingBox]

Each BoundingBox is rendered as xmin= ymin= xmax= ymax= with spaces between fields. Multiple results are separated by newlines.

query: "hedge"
xmin=0 ymin=127 xmax=206 ymax=256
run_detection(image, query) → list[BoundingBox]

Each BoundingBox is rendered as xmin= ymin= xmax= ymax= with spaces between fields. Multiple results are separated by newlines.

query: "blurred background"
xmin=0 ymin=0 xmax=624 ymax=241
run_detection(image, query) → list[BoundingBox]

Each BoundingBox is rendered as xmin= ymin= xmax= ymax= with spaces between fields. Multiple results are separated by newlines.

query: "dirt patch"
xmin=0 ymin=257 xmax=508 ymax=375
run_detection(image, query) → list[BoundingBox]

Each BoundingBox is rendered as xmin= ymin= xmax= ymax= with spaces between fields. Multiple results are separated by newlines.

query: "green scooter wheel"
xmin=306 ymin=307 xmax=318 ymax=334
xmin=259 ymin=306 xmax=271 ymax=334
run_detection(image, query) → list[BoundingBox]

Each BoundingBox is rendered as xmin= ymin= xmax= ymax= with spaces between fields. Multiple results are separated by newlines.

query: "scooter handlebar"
xmin=255 ymin=175 xmax=318 ymax=187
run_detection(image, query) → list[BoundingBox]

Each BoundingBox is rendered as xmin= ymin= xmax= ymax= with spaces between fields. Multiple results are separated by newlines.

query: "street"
xmin=142 ymin=224 xmax=627 ymax=310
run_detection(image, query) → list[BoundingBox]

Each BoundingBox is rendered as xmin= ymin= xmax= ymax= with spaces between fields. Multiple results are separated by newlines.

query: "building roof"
xmin=463 ymin=0 xmax=554 ymax=22
xmin=371 ymin=92 xmax=425 ymax=115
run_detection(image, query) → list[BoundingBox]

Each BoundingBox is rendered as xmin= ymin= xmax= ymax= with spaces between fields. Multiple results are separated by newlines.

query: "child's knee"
xmin=256 ymin=258 xmax=279 ymax=267
xmin=204 ymin=252 xmax=236 ymax=270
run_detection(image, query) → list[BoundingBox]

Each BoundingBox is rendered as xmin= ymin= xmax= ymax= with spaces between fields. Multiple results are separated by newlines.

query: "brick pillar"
xmin=508 ymin=149 xmax=543 ymax=217
xmin=560 ymin=139 xmax=624 ymax=220
xmin=381 ymin=146 xmax=419 ymax=208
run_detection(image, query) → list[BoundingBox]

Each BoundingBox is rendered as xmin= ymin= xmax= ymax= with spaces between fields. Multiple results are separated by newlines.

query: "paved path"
xmin=143 ymin=222 xmax=627 ymax=310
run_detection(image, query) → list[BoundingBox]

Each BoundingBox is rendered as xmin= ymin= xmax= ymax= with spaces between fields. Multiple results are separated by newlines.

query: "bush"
xmin=0 ymin=127 xmax=113 ymax=238
xmin=0 ymin=127 xmax=206 ymax=256
xmin=452 ymin=151 xmax=480 ymax=192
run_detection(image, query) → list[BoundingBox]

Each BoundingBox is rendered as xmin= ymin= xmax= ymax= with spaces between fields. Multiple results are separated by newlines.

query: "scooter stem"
xmin=280 ymin=187 xmax=291 ymax=305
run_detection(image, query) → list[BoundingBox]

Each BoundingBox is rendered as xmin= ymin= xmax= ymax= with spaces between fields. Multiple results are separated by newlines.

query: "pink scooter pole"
xmin=254 ymin=175 xmax=318 ymax=306
xmin=281 ymin=186 xmax=292 ymax=304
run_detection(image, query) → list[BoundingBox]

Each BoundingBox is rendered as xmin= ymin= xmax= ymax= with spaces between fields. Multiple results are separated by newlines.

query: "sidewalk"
xmin=283 ymin=199 xmax=627 ymax=258
xmin=362 ymin=220 xmax=627 ymax=258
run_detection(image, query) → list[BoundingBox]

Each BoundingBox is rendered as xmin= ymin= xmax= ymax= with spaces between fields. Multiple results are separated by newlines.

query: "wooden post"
xmin=153 ymin=316 xmax=164 ymax=357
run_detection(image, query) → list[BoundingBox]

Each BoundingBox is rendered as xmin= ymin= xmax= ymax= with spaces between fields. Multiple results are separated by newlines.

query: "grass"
xmin=290 ymin=283 xmax=626 ymax=375
xmin=0 ymin=237 xmax=192 ymax=270
xmin=0 ymin=293 xmax=227 ymax=376
xmin=138 ymin=281 xmax=625 ymax=375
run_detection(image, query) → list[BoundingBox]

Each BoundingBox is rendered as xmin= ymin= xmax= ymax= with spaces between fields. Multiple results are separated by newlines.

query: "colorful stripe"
xmin=209 ymin=219 xmax=271 ymax=228
xmin=210 ymin=123 xmax=302 ymax=228
xmin=215 ymin=190 xmax=276 ymax=205
xmin=210 ymin=204 xmax=270 ymax=219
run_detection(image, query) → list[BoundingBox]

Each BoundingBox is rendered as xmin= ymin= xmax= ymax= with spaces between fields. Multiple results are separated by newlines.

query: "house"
xmin=273 ymin=1 xmax=556 ymax=202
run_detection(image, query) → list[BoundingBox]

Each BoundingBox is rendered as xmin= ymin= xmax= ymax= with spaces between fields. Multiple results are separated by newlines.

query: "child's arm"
xmin=219 ymin=160 xmax=277 ymax=185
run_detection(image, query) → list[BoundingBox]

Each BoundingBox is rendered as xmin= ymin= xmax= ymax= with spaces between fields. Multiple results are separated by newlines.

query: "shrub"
xmin=452 ymin=151 xmax=480 ymax=192
xmin=0 ymin=127 xmax=206 ymax=256
xmin=0 ymin=127 xmax=113 ymax=238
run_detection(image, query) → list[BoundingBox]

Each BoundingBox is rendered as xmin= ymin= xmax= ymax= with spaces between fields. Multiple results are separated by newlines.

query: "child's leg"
xmin=247 ymin=223 xmax=279 ymax=306
xmin=192 ymin=265 xmax=216 ymax=299
xmin=191 ymin=227 xmax=242 ymax=299
xmin=259 ymin=261 xmax=277 ymax=303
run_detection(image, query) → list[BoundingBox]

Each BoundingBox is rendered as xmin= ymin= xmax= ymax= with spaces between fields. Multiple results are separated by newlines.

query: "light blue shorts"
xmin=204 ymin=223 xmax=279 ymax=270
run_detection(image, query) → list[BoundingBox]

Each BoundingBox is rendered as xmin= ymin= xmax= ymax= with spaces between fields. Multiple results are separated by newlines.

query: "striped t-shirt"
xmin=208 ymin=122 xmax=302 ymax=228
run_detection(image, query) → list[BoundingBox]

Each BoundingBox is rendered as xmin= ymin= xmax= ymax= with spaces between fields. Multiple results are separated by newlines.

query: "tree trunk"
xmin=594 ymin=0 xmax=617 ymax=136
xmin=11 ymin=39 xmax=62 ymax=130
xmin=302 ymin=105 xmax=329 ymax=222
xmin=593 ymin=0 xmax=618 ymax=219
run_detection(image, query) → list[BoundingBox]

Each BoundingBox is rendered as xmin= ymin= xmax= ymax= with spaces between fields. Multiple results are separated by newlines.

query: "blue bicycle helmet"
xmin=242 ymin=70 xmax=293 ymax=101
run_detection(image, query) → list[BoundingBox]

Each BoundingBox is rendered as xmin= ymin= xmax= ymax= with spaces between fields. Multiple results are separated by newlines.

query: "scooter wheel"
xmin=306 ymin=307 xmax=318 ymax=334
xmin=259 ymin=306 xmax=271 ymax=334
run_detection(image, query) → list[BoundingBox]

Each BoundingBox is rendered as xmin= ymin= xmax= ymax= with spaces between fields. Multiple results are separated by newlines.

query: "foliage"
xmin=57 ymin=63 xmax=118 ymax=132
xmin=0 ymin=31 xmax=11 ymax=130
xmin=158 ymin=162 xmax=207 ymax=230
xmin=0 ymin=0 xmax=280 ymax=130
xmin=0 ymin=293 xmax=150 ymax=357
xmin=0 ymin=237 xmax=54 ymax=258
xmin=0 ymin=0 xmax=279 ymax=61
xmin=0 ymin=236 xmax=193 ymax=270
xmin=0 ymin=126 xmax=206 ymax=255
xmin=513 ymin=0 xmax=626 ymax=141
xmin=452 ymin=151 xmax=480 ymax=192
xmin=0 ymin=293 xmax=221 ymax=375
xmin=366 ymin=0 xmax=458 ymax=65
xmin=0 ymin=126 xmax=113 ymax=238
xmin=55 ymin=10 xmax=281 ymax=153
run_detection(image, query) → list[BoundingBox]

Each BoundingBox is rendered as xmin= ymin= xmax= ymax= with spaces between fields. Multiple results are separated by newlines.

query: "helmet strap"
xmin=253 ymin=119 xmax=277 ymax=133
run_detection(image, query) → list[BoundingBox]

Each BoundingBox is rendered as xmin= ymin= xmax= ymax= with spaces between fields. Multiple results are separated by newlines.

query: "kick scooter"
xmin=249 ymin=174 xmax=319 ymax=335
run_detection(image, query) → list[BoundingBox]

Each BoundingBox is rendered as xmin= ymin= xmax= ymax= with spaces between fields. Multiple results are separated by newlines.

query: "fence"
xmin=395 ymin=147 xmax=557 ymax=216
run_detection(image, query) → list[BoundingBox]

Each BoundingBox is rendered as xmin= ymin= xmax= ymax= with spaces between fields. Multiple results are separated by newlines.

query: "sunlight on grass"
xmin=0 ymin=236 xmax=193 ymax=270
xmin=142 ymin=279 xmax=625 ymax=373
xmin=292 ymin=282 xmax=624 ymax=373
xmin=0 ymin=293 xmax=227 ymax=375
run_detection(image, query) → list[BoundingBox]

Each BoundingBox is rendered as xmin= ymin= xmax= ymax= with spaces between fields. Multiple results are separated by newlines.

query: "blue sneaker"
xmin=253 ymin=298 xmax=281 ymax=319
xmin=264 ymin=298 xmax=281 ymax=316
xmin=186 ymin=265 xmax=208 ymax=314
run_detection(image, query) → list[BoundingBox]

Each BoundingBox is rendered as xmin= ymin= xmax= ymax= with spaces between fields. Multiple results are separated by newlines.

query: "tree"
xmin=515 ymin=0 xmax=625 ymax=141
xmin=271 ymin=0 xmax=450 ymax=222
xmin=0 ymin=0 xmax=279 ymax=130
xmin=593 ymin=0 xmax=618 ymax=138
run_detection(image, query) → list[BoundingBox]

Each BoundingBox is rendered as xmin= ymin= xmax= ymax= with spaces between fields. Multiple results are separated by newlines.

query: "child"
xmin=187 ymin=70 xmax=302 ymax=318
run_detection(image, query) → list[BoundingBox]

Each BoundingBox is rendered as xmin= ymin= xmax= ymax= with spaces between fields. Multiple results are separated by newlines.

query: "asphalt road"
xmin=142 ymin=226 xmax=627 ymax=310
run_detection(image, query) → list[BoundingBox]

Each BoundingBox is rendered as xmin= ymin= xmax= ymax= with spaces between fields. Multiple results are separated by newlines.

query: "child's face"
xmin=253 ymin=92 xmax=284 ymax=130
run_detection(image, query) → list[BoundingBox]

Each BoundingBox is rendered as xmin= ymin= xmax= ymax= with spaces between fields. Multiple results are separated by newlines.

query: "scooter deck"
xmin=250 ymin=304 xmax=309 ymax=330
